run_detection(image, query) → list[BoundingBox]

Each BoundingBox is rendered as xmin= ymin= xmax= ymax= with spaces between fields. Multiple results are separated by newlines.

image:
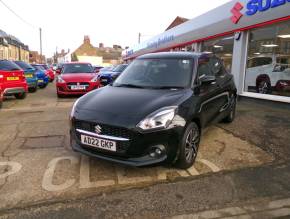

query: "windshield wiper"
xmin=114 ymin=84 xmax=146 ymax=89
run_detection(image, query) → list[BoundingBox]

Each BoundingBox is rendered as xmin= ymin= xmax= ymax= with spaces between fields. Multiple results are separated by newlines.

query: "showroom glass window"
xmin=245 ymin=20 xmax=290 ymax=97
xmin=201 ymin=35 xmax=234 ymax=73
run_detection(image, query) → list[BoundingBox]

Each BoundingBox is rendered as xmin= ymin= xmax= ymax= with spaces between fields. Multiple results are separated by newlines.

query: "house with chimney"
xmin=0 ymin=29 xmax=30 ymax=62
xmin=71 ymin=36 xmax=122 ymax=66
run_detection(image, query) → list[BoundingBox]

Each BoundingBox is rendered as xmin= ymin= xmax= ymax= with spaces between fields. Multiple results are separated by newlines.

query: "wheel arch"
xmin=256 ymin=74 xmax=271 ymax=87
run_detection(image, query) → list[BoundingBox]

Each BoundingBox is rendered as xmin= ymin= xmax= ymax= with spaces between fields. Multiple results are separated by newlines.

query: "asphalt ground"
xmin=0 ymin=82 xmax=289 ymax=218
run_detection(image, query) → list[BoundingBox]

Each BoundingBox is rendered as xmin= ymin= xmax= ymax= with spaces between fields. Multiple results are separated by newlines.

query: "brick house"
xmin=0 ymin=29 xmax=29 ymax=62
xmin=29 ymin=51 xmax=46 ymax=64
xmin=71 ymin=36 xmax=122 ymax=66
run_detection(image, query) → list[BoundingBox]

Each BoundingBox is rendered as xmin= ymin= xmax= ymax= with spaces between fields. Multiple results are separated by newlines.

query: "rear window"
xmin=0 ymin=60 xmax=21 ymax=71
xmin=113 ymin=65 xmax=127 ymax=72
xmin=32 ymin=65 xmax=45 ymax=71
xmin=62 ymin=63 xmax=94 ymax=74
xmin=14 ymin=61 xmax=34 ymax=70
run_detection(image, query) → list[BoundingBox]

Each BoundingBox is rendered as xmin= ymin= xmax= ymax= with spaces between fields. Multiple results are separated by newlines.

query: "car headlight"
xmin=70 ymin=98 xmax=80 ymax=119
xmin=137 ymin=106 xmax=177 ymax=131
xmin=57 ymin=75 xmax=65 ymax=83
xmin=91 ymin=76 xmax=99 ymax=82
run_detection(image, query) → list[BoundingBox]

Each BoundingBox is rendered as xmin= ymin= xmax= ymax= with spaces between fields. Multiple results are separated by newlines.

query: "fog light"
xmin=149 ymin=145 xmax=166 ymax=158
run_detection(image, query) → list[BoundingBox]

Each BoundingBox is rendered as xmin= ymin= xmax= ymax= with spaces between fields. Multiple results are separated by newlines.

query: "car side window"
xmin=197 ymin=57 xmax=224 ymax=78
xmin=197 ymin=57 xmax=213 ymax=78
xmin=209 ymin=57 xmax=224 ymax=77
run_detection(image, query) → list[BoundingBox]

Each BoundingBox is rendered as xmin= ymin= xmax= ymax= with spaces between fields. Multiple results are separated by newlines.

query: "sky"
xmin=0 ymin=0 xmax=231 ymax=57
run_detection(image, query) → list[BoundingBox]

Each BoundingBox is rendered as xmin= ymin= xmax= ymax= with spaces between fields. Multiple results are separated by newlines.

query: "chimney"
xmin=113 ymin=45 xmax=121 ymax=49
xmin=99 ymin=43 xmax=104 ymax=48
xmin=84 ymin=35 xmax=90 ymax=44
xmin=61 ymin=49 xmax=65 ymax=55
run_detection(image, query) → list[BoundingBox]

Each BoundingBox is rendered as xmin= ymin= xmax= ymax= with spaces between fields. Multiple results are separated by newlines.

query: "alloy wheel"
xmin=258 ymin=81 xmax=269 ymax=94
xmin=185 ymin=127 xmax=199 ymax=163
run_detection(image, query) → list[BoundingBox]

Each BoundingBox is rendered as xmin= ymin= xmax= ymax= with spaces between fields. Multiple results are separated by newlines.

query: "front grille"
xmin=74 ymin=120 xmax=135 ymax=152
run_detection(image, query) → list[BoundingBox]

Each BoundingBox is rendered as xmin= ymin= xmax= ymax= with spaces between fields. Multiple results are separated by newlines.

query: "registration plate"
xmin=7 ymin=77 xmax=19 ymax=81
xmin=101 ymin=79 xmax=108 ymax=82
xmin=25 ymin=74 xmax=33 ymax=78
xmin=81 ymin=135 xmax=116 ymax=152
xmin=38 ymin=79 xmax=44 ymax=83
xmin=71 ymin=85 xmax=86 ymax=90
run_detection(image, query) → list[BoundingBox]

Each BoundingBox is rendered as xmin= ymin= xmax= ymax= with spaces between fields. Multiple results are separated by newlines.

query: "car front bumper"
xmin=70 ymin=119 xmax=183 ymax=167
xmin=56 ymin=82 xmax=100 ymax=96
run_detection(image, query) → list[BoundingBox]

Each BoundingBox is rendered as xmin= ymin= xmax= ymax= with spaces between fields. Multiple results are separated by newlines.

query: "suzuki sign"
xmin=231 ymin=0 xmax=290 ymax=23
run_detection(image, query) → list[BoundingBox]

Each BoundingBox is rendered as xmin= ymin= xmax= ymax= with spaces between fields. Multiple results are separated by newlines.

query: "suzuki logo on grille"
xmin=231 ymin=2 xmax=243 ymax=24
xmin=95 ymin=125 xmax=102 ymax=134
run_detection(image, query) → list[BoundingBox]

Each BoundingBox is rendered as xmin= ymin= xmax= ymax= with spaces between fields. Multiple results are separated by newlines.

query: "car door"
xmin=196 ymin=56 xmax=229 ymax=127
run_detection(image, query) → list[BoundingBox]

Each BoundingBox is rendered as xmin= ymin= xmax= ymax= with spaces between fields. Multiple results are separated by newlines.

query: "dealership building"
xmin=122 ymin=0 xmax=290 ymax=103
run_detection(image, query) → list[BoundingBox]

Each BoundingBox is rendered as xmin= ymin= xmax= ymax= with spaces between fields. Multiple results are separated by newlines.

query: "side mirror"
xmin=199 ymin=75 xmax=216 ymax=84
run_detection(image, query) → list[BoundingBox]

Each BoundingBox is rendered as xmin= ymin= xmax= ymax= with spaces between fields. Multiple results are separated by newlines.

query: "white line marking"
xmin=79 ymin=156 xmax=115 ymax=188
xmin=116 ymin=166 xmax=154 ymax=184
xmin=197 ymin=159 xmax=221 ymax=172
xmin=186 ymin=166 xmax=199 ymax=176
xmin=0 ymin=161 xmax=22 ymax=179
xmin=42 ymin=156 xmax=79 ymax=192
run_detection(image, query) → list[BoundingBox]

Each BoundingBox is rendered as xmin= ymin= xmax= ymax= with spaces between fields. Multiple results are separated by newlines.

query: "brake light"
xmin=21 ymin=71 xmax=26 ymax=81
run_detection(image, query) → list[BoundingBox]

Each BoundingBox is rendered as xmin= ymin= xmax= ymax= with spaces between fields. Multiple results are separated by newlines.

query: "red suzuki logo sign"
xmin=231 ymin=2 xmax=244 ymax=24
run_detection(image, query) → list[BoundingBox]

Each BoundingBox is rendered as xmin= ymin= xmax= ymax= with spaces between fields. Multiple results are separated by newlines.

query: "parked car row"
xmin=55 ymin=62 xmax=128 ymax=97
xmin=0 ymin=60 xmax=54 ymax=108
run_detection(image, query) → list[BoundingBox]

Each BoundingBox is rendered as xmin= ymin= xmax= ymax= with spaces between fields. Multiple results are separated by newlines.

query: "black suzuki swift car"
xmin=70 ymin=52 xmax=237 ymax=169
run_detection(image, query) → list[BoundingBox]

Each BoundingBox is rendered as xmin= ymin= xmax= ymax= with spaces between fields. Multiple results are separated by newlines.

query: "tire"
xmin=39 ymin=84 xmax=47 ymax=89
xmin=15 ymin=92 xmax=26 ymax=100
xmin=28 ymin=86 xmax=37 ymax=93
xmin=175 ymin=122 xmax=200 ymax=169
xmin=257 ymin=80 xmax=272 ymax=94
xmin=223 ymin=97 xmax=236 ymax=123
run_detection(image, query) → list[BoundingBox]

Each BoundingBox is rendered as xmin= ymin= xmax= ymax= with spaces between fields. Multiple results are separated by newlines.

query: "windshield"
xmin=113 ymin=64 xmax=127 ymax=72
xmin=32 ymin=65 xmax=45 ymax=71
xmin=0 ymin=60 xmax=22 ymax=71
xmin=114 ymin=59 xmax=193 ymax=89
xmin=62 ymin=63 xmax=94 ymax=74
xmin=14 ymin=61 xmax=34 ymax=70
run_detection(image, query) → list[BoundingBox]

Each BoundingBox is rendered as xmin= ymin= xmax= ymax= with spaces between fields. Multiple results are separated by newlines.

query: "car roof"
xmin=137 ymin=52 xmax=205 ymax=60
xmin=64 ymin=62 xmax=91 ymax=65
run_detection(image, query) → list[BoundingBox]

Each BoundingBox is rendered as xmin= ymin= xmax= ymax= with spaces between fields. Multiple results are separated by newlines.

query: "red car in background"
xmin=0 ymin=60 xmax=28 ymax=100
xmin=40 ymin=64 xmax=55 ymax=82
xmin=0 ymin=84 xmax=3 ymax=108
xmin=56 ymin=62 xmax=100 ymax=98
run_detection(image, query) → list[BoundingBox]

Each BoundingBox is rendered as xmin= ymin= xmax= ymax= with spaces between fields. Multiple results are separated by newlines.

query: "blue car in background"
xmin=98 ymin=64 xmax=128 ymax=86
xmin=14 ymin=61 xmax=38 ymax=92
xmin=31 ymin=64 xmax=49 ymax=88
